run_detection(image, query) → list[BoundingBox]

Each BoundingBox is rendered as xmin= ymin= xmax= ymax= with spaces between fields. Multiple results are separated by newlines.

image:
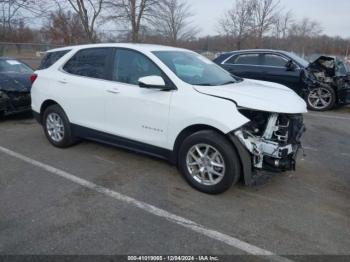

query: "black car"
xmin=214 ymin=49 xmax=350 ymax=111
xmin=0 ymin=57 xmax=33 ymax=117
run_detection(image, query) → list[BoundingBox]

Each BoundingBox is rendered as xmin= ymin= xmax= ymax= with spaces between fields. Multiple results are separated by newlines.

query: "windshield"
xmin=153 ymin=51 xmax=237 ymax=86
xmin=287 ymin=52 xmax=309 ymax=68
xmin=0 ymin=59 xmax=33 ymax=74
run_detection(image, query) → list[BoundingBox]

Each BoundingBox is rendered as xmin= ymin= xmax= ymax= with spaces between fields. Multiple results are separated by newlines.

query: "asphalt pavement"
xmin=0 ymin=108 xmax=349 ymax=259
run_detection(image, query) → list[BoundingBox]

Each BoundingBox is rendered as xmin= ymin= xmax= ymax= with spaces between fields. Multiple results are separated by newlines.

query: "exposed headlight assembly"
xmin=235 ymin=109 xmax=305 ymax=171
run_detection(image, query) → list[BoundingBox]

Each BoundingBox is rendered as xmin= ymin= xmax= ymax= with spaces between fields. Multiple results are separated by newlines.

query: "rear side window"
xmin=235 ymin=54 xmax=261 ymax=65
xmin=63 ymin=48 xmax=112 ymax=80
xmin=263 ymin=54 xmax=287 ymax=67
xmin=38 ymin=50 xmax=70 ymax=70
xmin=226 ymin=54 xmax=261 ymax=65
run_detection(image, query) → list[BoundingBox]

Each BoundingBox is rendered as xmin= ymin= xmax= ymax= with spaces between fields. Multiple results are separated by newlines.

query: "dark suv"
xmin=214 ymin=49 xmax=350 ymax=111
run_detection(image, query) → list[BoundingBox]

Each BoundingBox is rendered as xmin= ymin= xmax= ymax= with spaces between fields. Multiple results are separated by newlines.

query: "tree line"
xmin=0 ymin=0 xmax=349 ymax=57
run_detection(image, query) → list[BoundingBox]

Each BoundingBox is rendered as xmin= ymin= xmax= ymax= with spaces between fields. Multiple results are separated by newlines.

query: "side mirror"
xmin=286 ymin=60 xmax=296 ymax=71
xmin=138 ymin=75 xmax=166 ymax=89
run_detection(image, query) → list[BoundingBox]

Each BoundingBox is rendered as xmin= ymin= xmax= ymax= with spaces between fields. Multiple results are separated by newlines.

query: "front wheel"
xmin=306 ymin=86 xmax=336 ymax=111
xmin=178 ymin=130 xmax=241 ymax=194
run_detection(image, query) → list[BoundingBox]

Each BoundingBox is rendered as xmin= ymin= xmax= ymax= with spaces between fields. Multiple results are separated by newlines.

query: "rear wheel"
xmin=306 ymin=86 xmax=336 ymax=111
xmin=43 ymin=105 xmax=76 ymax=148
xmin=178 ymin=130 xmax=241 ymax=194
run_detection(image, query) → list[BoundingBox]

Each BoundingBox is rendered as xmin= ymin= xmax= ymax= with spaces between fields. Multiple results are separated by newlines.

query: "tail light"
xmin=30 ymin=73 xmax=37 ymax=84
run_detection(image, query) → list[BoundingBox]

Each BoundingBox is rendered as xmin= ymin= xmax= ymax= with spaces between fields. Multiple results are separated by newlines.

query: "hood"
xmin=0 ymin=73 xmax=32 ymax=92
xmin=308 ymin=56 xmax=348 ymax=77
xmin=194 ymin=79 xmax=307 ymax=114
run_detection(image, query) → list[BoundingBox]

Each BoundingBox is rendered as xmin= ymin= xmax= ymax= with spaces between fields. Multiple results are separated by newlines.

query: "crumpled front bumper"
xmin=228 ymin=113 xmax=306 ymax=186
xmin=0 ymin=90 xmax=31 ymax=115
xmin=234 ymin=129 xmax=304 ymax=172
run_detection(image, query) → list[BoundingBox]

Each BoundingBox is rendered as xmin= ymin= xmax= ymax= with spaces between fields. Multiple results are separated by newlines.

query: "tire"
xmin=178 ymin=130 xmax=241 ymax=194
xmin=43 ymin=104 xmax=76 ymax=148
xmin=306 ymin=85 xmax=336 ymax=111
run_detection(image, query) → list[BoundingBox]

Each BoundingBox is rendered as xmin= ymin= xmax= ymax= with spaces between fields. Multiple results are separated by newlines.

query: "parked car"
xmin=214 ymin=49 xmax=350 ymax=111
xmin=0 ymin=57 xmax=33 ymax=117
xmin=31 ymin=44 xmax=306 ymax=194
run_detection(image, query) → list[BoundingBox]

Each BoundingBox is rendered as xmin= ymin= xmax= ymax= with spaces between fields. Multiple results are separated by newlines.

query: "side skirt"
xmin=71 ymin=124 xmax=174 ymax=162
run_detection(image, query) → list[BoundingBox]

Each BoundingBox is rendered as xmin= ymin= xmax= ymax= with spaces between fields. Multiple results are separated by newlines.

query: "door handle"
xmin=106 ymin=88 xmax=120 ymax=94
xmin=58 ymin=80 xmax=67 ymax=84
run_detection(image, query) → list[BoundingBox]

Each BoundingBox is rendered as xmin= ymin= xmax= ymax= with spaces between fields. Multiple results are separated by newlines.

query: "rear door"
xmin=221 ymin=53 xmax=264 ymax=80
xmin=58 ymin=47 xmax=114 ymax=131
xmin=261 ymin=53 xmax=301 ymax=90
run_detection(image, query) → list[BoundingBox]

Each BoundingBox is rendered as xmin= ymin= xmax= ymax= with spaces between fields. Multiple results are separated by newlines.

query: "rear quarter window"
xmin=38 ymin=50 xmax=70 ymax=70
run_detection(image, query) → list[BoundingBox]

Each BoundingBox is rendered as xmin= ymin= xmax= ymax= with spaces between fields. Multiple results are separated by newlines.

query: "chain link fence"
xmin=0 ymin=42 xmax=222 ymax=69
xmin=2 ymin=42 xmax=347 ymax=70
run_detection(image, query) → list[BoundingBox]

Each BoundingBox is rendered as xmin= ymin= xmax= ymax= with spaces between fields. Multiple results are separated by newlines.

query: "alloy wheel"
xmin=186 ymin=144 xmax=226 ymax=186
xmin=46 ymin=113 xmax=65 ymax=142
xmin=307 ymin=87 xmax=333 ymax=110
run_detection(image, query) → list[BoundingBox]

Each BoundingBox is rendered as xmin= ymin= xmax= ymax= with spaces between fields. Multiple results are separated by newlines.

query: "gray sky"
xmin=190 ymin=0 xmax=350 ymax=38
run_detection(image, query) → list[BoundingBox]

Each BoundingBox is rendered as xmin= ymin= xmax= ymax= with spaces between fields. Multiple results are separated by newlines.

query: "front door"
xmin=261 ymin=53 xmax=301 ymax=91
xmin=104 ymin=48 xmax=173 ymax=149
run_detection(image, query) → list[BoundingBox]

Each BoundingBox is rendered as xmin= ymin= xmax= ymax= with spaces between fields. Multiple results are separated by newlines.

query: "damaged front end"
xmin=232 ymin=109 xmax=305 ymax=182
xmin=0 ymin=75 xmax=31 ymax=116
xmin=307 ymin=56 xmax=350 ymax=105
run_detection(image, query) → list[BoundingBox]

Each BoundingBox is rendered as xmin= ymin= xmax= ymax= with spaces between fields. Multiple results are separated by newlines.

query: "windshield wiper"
xmin=220 ymin=80 xmax=236 ymax=85
xmin=195 ymin=83 xmax=216 ymax=86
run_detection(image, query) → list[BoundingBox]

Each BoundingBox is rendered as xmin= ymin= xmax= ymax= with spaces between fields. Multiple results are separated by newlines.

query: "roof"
xmin=224 ymin=49 xmax=293 ymax=55
xmin=46 ymin=43 xmax=188 ymax=53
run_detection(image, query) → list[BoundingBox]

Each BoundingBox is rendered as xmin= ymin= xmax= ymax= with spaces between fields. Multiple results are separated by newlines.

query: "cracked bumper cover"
xmin=228 ymin=113 xmax=306 ymax=186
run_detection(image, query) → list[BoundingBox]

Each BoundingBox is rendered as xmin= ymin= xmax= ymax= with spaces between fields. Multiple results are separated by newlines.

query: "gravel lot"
xmin=0 ymin=108 xmax=349 ymax=259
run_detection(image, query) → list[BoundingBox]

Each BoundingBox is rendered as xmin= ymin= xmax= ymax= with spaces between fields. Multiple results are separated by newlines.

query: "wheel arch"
xmin=39 ymin=99 xmax=60 ymax=124
xmin=171 ymin=124 xmax=252 ymax=183
xmin=172 ymin=125 xmax=226 ymax=164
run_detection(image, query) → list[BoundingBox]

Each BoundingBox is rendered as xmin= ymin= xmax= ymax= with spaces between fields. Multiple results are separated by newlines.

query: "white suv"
xmin=31 ymin=44 xmax=307 ymax=194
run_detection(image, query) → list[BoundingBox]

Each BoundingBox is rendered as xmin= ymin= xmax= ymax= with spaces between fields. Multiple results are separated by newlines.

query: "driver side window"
xmin=263 ymin=54 xmax=287 ymax=67
xmin=113 ymin=49 xmax=162 ymax=85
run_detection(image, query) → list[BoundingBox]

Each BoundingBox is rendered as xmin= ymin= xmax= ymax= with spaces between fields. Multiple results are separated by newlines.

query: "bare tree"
xmin=273 ymin=10 xmax=293 ymax=39
xmin=289 ymin=18 xmax=323 ymax=38
xmin=106 ymin=0 xmax=159 ymax=43
xmin=41 ymin=9 xmax=87 ymax=45
xmin=65 ymin=0 xmax=104 ymax=42
xmin=288 ymin=18 xmax=323 ymax=56
xmin=218 ymin=0 xmax=255 ymax=49
xmin=0 ymin=0 xmax=40 ymax=39
xmin=251 ymin=0 xmax=281 ymax=47
xmin=152 ymin=0 xmax=198 ymax=45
